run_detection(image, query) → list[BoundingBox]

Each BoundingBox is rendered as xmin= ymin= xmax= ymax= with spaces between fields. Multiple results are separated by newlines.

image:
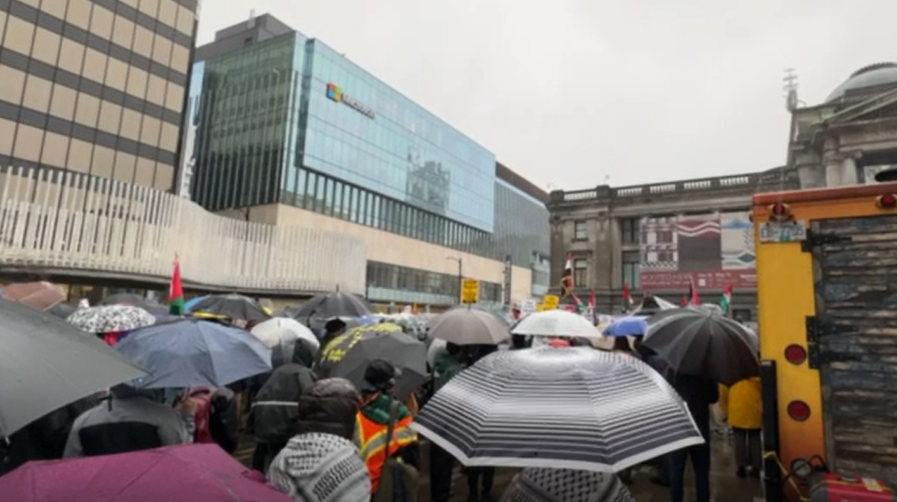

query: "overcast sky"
xmin=197 ymin=0 xmax=897 ymax=191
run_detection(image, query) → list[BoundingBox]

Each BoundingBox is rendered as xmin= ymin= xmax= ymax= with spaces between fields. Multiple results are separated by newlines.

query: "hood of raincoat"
xmin=292 ymin=338 xmax=317 ymax=368
xmin=296 ymin=378 xmax=360 ymax=440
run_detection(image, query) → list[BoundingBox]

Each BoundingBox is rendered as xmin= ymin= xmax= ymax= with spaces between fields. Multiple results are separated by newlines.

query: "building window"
xmin=622 ymin=251 xmax=640 ymax=289
xmin=573 ymin=220 xmax=587 ymax=241
xmin=573 ymin=258 xmax=588 ymax=288
xmin=621 ymin=218 xmax=640 ymax=245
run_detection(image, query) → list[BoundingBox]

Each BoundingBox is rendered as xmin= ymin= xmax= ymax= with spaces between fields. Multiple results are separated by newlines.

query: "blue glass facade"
xmin=188 ymin=22 xmax=548 ymax=301
xmin=299 ymin=41 xmax=495 ymax=232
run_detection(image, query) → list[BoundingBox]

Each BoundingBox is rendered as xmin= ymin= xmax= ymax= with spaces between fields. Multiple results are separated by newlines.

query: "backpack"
xmin=372 ymin=401 xmax=419 ymax=502
xmin=188 ymin=388 xmax=215 ymax=444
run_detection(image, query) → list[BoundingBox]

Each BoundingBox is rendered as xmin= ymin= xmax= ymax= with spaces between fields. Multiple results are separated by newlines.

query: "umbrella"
xmin=0 ymin=443 xmax=294 ymax=501
xmin=294 ymin=291 xmax=372 ymax=319
xmin=511 ymin=310 xmax=601 ymax=339
xmin=1 ymin=281 xmax=66 ymax=311
xmin=411 ymin=347 xmax=703 ymax=472
xmin=66 ymin=305 xmax=157 ymax=333
xmin=0 ymin=298 xmax=145 ymax=437
xmin=184 ymin=295 xmax=208 ymax=313
xmin=643 ymin=305 xmax=760 ymax=386
xmin=317 ymin=323 xmax=427 ymax=399
xmin=115 ymin=318 xmax=272 ymax=389
xmin=602 ymin=316 xmax=648 ymax=337
xmin=251 ymin=317 xmax=320 ymax=362
xmin=191 ymin=294 xmax=270 ymax=323
xmin=426 ymin=308 xmax=511 ymax=346
xmin=98 ymin=293 xmax=169 ymax=316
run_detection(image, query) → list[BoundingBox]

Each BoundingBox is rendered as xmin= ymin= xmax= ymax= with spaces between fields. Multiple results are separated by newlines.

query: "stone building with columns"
xmin=546 ymin=62 xmax=897 ymax=318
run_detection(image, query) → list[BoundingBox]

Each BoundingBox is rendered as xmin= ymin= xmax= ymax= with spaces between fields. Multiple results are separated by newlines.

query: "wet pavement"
xmin=238 ymin=434 xmax=764 ymax=501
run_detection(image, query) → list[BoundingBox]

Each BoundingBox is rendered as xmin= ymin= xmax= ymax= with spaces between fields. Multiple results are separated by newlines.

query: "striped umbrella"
xmin=411 ymin=347 xmax=704 ymax=472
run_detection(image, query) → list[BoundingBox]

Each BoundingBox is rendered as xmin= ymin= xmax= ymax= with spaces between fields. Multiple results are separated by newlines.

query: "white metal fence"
xmin=0 ymin=167 xmax=367 ymax=294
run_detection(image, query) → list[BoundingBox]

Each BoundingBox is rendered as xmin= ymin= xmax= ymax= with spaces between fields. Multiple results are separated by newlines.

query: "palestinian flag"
xmin=720 ymin=284 xmax=733 ymax=314
xmin=560 ymin=252 xmax=574 ymax=298
xmin=622 ymin=282 xmax=634 ymax=311
xmin=169 ymin=257 xmax=185 ymax=315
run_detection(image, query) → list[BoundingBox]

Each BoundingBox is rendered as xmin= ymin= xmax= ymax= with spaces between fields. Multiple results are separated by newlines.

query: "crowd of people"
xmin=0 ymin=286 xmax=764 ymax=502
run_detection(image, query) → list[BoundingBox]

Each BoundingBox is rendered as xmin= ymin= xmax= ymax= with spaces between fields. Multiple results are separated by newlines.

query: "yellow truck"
xmin=754 ymin=178 xmax=897 ymax=501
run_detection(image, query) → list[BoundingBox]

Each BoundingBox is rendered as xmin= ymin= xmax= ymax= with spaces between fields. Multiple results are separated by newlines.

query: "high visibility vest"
xmin=354 ymin=412 xmax=418 ymax=493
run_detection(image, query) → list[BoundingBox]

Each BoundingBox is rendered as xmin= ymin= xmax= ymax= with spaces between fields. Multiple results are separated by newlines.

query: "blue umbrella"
xmin=115 ymin=318 xmax=272 ymax=389
xmin=183 ymin=296 xmax=208 ymax=314
xmin=602 ymin=316 xmax=648 ymax=337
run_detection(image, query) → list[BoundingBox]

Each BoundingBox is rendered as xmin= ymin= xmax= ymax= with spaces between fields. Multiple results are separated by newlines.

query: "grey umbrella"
xmin=412 ymin=347 xmax=703 ymax=472
xmin=426 ymin=307 xmax=510 ymax=346
xmin=317 ymin=323 xmax=427 ymax=399
xmin=643 ymin=305 xmax=759 ymax=386
xmin=0 ymin=298 xmax=146 ymax=438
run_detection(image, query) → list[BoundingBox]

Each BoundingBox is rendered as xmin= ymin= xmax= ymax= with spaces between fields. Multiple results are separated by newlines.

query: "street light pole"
xmin=446 ymin=256 xmax=462 ymax=305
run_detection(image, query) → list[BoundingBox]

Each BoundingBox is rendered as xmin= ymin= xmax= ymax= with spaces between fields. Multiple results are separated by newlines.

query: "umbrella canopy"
xmin=0 ymin=298 xmax=145 ymax=437
xmin=1 ymin=281 xmax=66 ymax=311
xmin=97 ymin=293 xmax=169 ymax=316
xmin=66 ymin=305 xmax=157 ymax=333
xmin=643 ymin=305 xmax=760 ymax=386
xmin=116 ymin=318 xmax=272 ymax=389
xmin=426 ymin=308 xmax=510 ymax=346
xmin=251 ymin=317 xmax=320 ymax=363
xmin=184 ymin=295 xmax=208 ymax=313
xmin=602 ymin=316 xmax=648 ymax=337
xmin=294 ymin=291 xmax=372 ymax=319
xmin=511 ymin=310 xmax=601 ymax=338
xmin=191 ymin=294 xmax=270 ymax=323
xmin=317 ymin=323 xmax=427 ymax=399
xmin=412 ymin=347 xmax=703 ymax=472
xmin=0 ymin=443 xmax=293 ymax=502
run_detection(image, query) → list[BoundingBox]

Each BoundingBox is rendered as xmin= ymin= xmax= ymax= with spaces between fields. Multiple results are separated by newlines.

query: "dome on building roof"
xmin=825 ymin=62 xmax=897 ymax=103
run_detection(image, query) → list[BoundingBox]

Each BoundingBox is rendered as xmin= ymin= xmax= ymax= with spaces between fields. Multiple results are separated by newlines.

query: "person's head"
xmin=290 ymin=338 xmax=318 ymax=368
xmin=502 ymin=467 xmax=634 ymax=502
xmin=323 ymin=318 xmax=347 ymax=336
xmin=297 ymin=378 xmax=360 ymax=440
xmin=268 ymin=432 xmax=371 ymax=502
xmin=612 ymin=337 xmax=632 ymax=352
xmin=362 ymin=359 xmax=399 ymax=396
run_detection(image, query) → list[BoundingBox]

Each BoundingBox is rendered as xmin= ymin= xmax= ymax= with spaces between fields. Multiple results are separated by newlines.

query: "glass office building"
xmin=0 ymin=0 xmax=199 ymax=191
xmin=188 ymin=15 xmax=549 ymax=303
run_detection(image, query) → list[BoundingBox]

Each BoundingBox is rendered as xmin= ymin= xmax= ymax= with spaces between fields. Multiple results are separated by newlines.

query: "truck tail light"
xmin=784 ymin=344 xmax=807 ymax=365
xmin=876 ymin=194 xmax=897 ymax=209
xmin=787 ymin=400 xmax=811 ymax=422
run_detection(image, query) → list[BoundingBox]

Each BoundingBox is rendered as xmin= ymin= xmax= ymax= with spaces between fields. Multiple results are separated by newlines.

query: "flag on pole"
xmin=720 ymin=284 xmax=733 ymax=314
xmin=687 ymin=276 xmax=701 ymax=305
xmin=560 ymin=253 xmax=574 ymax=297
xmin=169 ymin=256 xmax=185 ymax=316
xmin=622 ymin=282 xmax=634 ymax=312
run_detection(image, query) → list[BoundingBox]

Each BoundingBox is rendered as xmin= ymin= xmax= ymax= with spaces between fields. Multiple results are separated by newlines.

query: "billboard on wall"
xmin=639 ymin=211 xmax=756 ymax=290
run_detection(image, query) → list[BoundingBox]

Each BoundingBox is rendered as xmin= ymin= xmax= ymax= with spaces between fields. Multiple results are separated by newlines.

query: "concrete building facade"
xmin=547 ymin=61 xmax=897 ymax=319
xmin=0 ymin=0 xmax=200 ymax=191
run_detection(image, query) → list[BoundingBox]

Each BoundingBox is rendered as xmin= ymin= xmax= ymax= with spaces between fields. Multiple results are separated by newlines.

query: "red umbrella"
xmin=0 ymin=444 xmax=293 ymax=502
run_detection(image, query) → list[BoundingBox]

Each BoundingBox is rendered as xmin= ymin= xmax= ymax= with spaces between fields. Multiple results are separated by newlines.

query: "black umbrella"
xmin=294 ymin=291 xmax=372 ymax=320
xmin=643 ymin=305 xmax=759 ymax=386
xmin=411 ymin=347 xmax=703 ymax=472
xmin=191 ymin=294 xmax=270 ymax=323
xmin=0 ymin=299 xmax=146 ymax=437
xmin=98 ymin=293 xmax=169 ymax=316
xmin=316 ymin=323 xmax=427 ymax=399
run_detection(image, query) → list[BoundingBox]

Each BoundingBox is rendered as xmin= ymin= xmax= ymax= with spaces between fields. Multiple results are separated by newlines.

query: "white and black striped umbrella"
xmin=411 ymin=347 xmax=704 ymax=472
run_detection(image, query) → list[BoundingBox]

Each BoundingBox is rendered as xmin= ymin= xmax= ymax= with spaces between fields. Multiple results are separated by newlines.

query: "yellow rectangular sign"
xmin=461 ymin=278 xmax=479 ymax=304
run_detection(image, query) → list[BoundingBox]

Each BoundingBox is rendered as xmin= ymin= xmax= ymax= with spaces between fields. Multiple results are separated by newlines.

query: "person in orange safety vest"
xmin=354 ymin=359 xmax=419 ymax=494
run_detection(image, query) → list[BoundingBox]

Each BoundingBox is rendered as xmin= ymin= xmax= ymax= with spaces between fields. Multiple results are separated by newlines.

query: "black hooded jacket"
xmin=252 ymin=339 xmax=317 ymax=444
xmin=296 ymin=377 xmax=360 ymax=440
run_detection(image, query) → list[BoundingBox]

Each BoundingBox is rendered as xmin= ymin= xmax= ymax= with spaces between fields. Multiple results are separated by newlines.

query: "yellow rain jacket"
xmin=719 ymin=377 xmax=762 ymax=430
